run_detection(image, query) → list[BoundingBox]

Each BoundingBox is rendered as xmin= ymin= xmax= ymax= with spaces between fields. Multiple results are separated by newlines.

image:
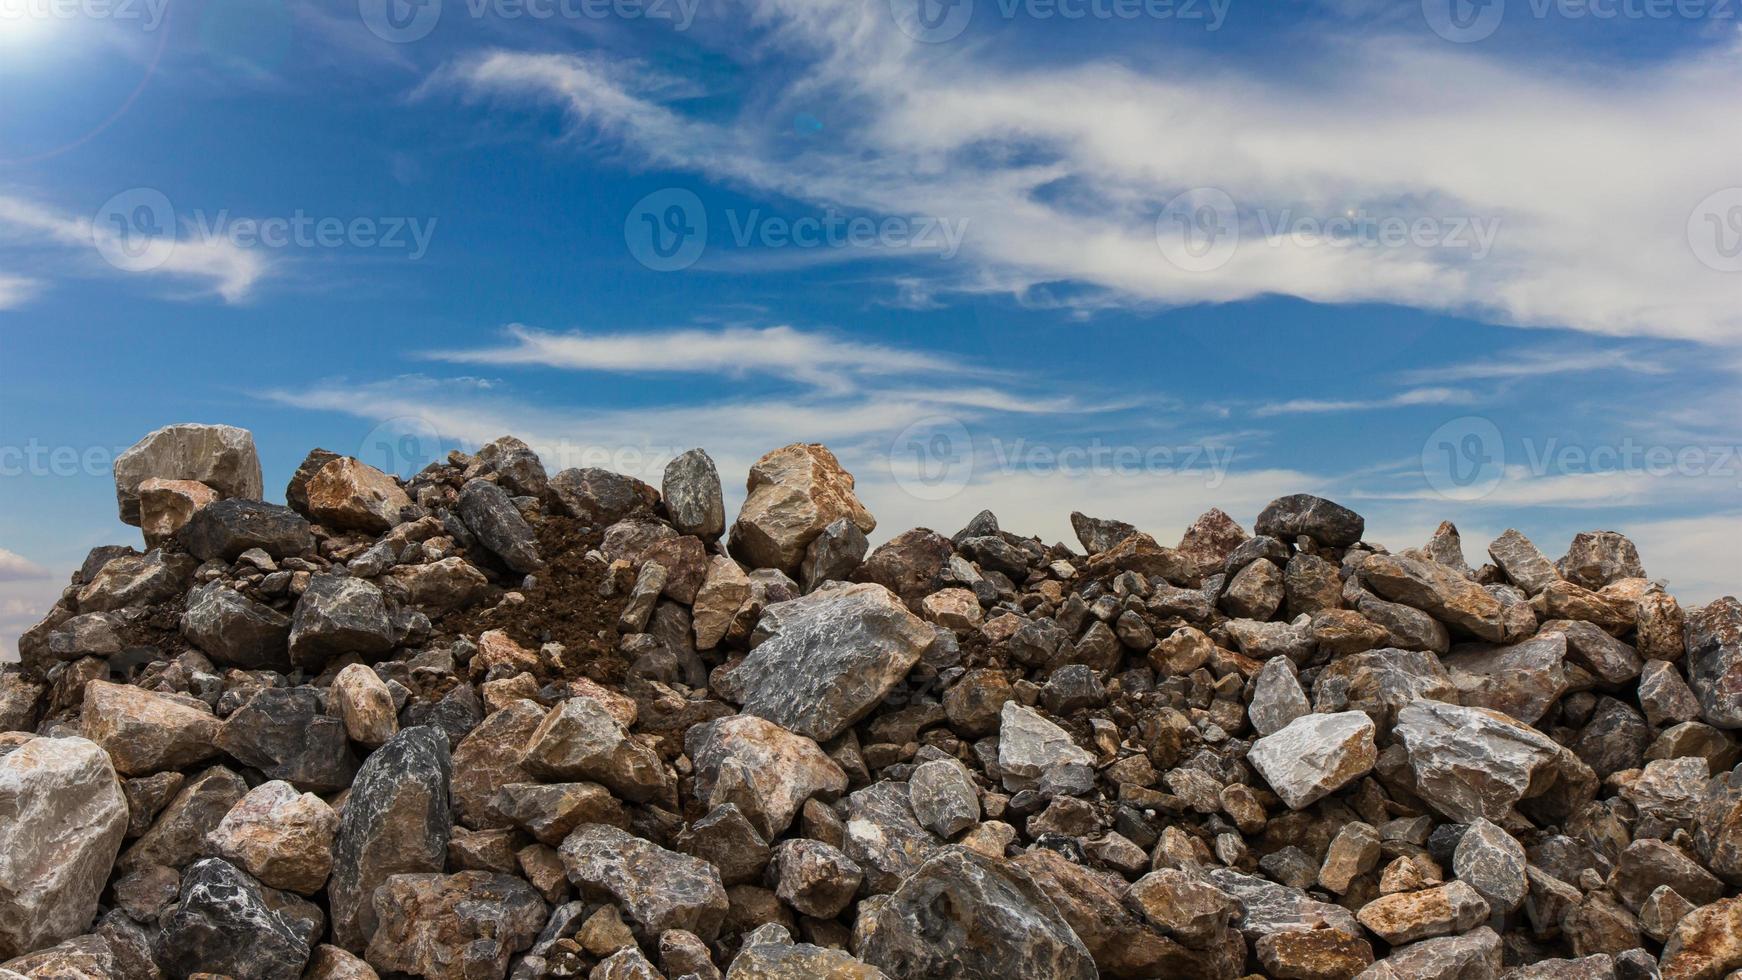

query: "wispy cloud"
xmin=0 ymin=548 xmax=50 ymax=582
xmin=1253 ymin=387 xmax=1477 ymax=417
xmin=1396 ymin=347 xmax=1675 ymax=384
xmin=424 ymin=323 xmax=971 ymax=391
xmin=0 ymin=275 xmax=40 ymax=310
xmin=436 ymin=17 xmax=1742 ymax=344
xmin=0 ymin=191 xmax=270 ymax=303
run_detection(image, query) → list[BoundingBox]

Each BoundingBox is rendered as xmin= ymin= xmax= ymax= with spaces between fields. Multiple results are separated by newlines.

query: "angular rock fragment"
xmin=0 ymin=736 xmax=128 ymax=960
xmin=365 ymin=872 xmax=546 ymax=980
xmin=559 ymin=824 xmax=728 ymax=942
xmin=306 ymin=458 xmax=414 ymax=533
xmin=1393 ymin=699 xmax=1565 ymax=823
xmin=458 ymin=478 xmax=543 ymax=574
xmin=685 ymin=714 xmax=846 ymax=839
xmin=729 ymin=444 xmax=875 ymax=573
xmin=1361 ymin=554 xmax=1505 ymax=642
xmin=856 ymin=848 xmax=1096 ymax=980
xmin=521 ymin=696 xmax=671 ymax=804
xmin=138 ymin=477 xmax=219 ymax=547
xmin=722 ymin=583 xmax=931 ymax=741
xmin=114 ymin=423 xmax=262 ymax=526
xmin=216 ymin=687 xmax=359 ymax=793
xmin=329 ymin=726 xmax=451 ymax=950
xmin=181 ymin=581 xmax=292 ymax=670
xmin=550 ymin=467 xmax=658 ymax=526
xmin=180 ymin=499 xmax=314 ymax=562
xmin=81 ymin=680 xmax=220 ymax=776
xmin=1247 ymin=711 xmax=1377 ymax=810
xmin=156 ymin=858 xmax=314 ymax=980
xmin=1254 ymin=494 xmax=1365 ymax=548
xmin=289 ymin=575 xmax=395 ymax=669
xmin=208 ymin=780 xmax=339 ymax=895
xmin=663 ymin=449 xmax=726 ymax=540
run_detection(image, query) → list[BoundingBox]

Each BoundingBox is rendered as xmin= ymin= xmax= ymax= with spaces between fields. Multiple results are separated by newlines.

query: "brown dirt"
xmin=434 ymin=515 xmax=631 ymax=684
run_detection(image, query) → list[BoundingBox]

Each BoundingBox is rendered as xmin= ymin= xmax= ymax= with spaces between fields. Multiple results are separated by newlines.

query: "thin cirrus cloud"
xmin=0 ymin=275 xmax=40 ymax=310
xmin=422 ymin=323 xmax=974 ymax=391
xmin=1394 ymin=347 xmax=1676 ymax=384
xmin=0 ymin=191 xmax=269 ymax=304
xmin=1251 ymin=387 xmax=1477 ymax=417
xmin=436 ymin=11 xmax=1742 ymax=344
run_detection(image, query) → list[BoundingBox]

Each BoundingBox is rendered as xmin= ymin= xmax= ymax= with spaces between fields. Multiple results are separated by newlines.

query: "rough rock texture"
xmin=1247 ymin=711 xmax=1377 ymax=809
xmin=365 ymin=872 xmax=546 ymax=980
xmin=559 ymin=824 xmax=728 ymax=942
xmin=10 ymin=427 xmax=1742 ymax=980
xmin=113 ymin=423 xmax=262 ymax=526
xmin=857 ymin=848 xmax=1097 ymax=980
xmin=329 ymin=726 xmax=451 ymax=951
xmin=721 ymin=583 xmax=931 ymax=740
xmin=728 ymin=444 xmax=875 ymax=573
xmin=0 ymin=737 xmax=128 ymax=959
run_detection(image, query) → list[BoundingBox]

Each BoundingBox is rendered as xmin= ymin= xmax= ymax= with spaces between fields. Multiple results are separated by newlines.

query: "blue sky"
xmin=1 ymin=0 xmax=1739 ymax=655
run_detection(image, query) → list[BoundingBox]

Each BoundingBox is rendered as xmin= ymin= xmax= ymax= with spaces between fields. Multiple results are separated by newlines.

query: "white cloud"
xmin=0 ymin=549 xmax=49 ymax=582
xmin=424 ymin=323 xmax=969 ymax=391
xmin=0 ymin=191 xmax=270 ymax=303
xmin=1253 ymin=387 xmax=1477 ymax=417
xmin=438 ymin=19 xmax=1742 ymax=344
xmin=1395 ymin=347 xmax=1673 ymax=384
xmin=1620 ymin=512 xmax=1742 ymax=605
xmin=0 ymin=275 xmax=39 ymax=310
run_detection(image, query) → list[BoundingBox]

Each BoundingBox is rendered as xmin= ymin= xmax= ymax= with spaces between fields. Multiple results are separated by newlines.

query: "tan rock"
xmin=0 ymin=736 xmax=129 ymax=960
xmin=332 ymin=664 xmax=398 ymax=748
xmin=728 ymin=444 xmax=875 ymax=573
xmin=694 ymin=556 xmax=753 ymax=650
xmin=1660 ymin=895 xmax=1742 ymax=980
xmin=921 ymin=588 xmax=983 ymax=630
xmin=1354 ymin=880 xmax=1490 ymax=944
xmin=137 ymin=478 xmax=219 ymax=547
xmin=208 ymin=779 xmax=339 ymax=894
xmin=685 ymin=714 xmax=848 ymax=839
xmin=80 ymin=680 xmax=220 ymax=776
xmin=1254 ymin=928 xmax=1374 ymax=980
xmin=304 ymin=945 xmax=380 ymax=980
xmin=113 ymin=422 xmax=262 ymax=526
xmin=306 ymin=457 xmax=413 ymax=533
xmin=520 ymin=697 xmax=672 ymax=804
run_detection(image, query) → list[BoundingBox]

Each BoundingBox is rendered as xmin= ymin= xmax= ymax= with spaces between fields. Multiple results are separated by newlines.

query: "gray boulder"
xmin=113 ymin=423 xmax=262 ymax=526
xmin=328 ymin=727 xmax=451 ymax=950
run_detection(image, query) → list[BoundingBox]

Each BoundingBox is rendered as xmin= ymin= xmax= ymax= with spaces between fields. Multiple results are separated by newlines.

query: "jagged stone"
xmin=729 ymin=444 xmax=875 ymax=573
xmin=1247 ymin=711 xmax=1376 ymax=810
xmin=216 ymin=687 xmax=359 ymax=793
xmin=1687 ymin=597 xmax=1742 ymax=729
xmin=180 ymin=581 xmax=292 ymax=670
xmin=332 ymin=664 xmax=398 ymax=748
xmin=857 ymin=848 xmax=1096 ymax=980
xmin=329 ymin=727 xmax=451 ymax=950
xmin=113 ymin=423 xmax=262 ymax=526
xmin=458 ymin=478 xmax=543 ymax=574
xmin=365 ymin=872 xmax=546 ymax=980
xmin=307 ymin=458 xmax=414 ymax=533
xmin=685 ymin=714 xmax=846 ymax=839
xmin=288 ymin=575 xmax=395 ymax=669
xmin=1393 ymin=699 xmax=1566 ymax=823
xmin=722 ymin=583 xmax=931 ymax=741
xmin=208 ymin=780 xmax=339 ymax=895
xmin=521 ymin=696 xmax=671 ymax=804
xmin=997 ymin=701 xmax=1094 ymax=792
xmin=1254 ymin=494 xmax=1365 ymax=548
xmin=1361 ymin=554 xmax=1505 ymax=642
xmin=180 ymin=499 xmax=314 ymax=562
xmin=80 ymin=681 xmax=220 ymax=776
xmin=559 ymin=824 xmax=728 ymax=942
xmin=119 ymin=765 xmax=248 ymax=872
xmin=0 ymin=736 xmax=128 ymax=960
xmin=155 ymin=858 xmax=313 ymax=980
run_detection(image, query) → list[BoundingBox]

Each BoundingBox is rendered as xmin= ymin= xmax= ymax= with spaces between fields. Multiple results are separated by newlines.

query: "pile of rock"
xmin=3 ymin=422 xmax=1740 ymax=980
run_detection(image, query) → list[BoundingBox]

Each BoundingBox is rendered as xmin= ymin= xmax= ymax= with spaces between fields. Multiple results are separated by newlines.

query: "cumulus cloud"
xmin=436 ymin=15 xmax=1742 ymax=344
